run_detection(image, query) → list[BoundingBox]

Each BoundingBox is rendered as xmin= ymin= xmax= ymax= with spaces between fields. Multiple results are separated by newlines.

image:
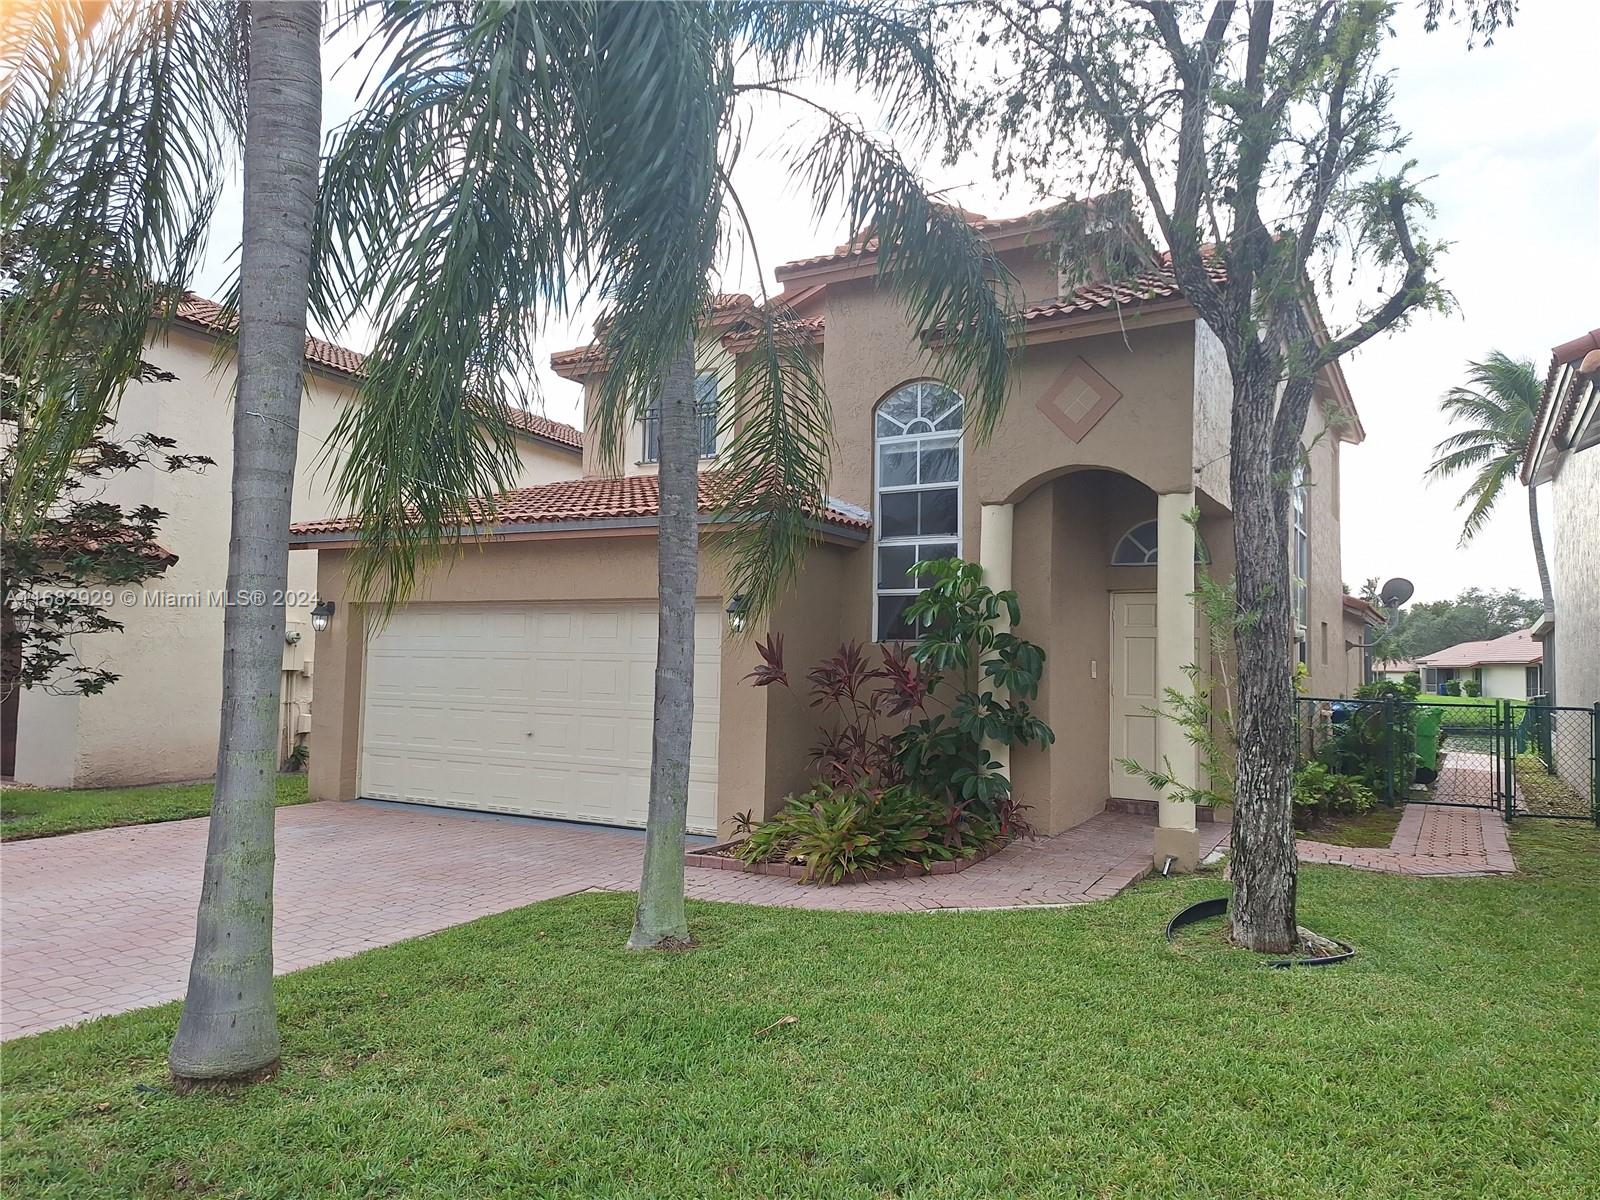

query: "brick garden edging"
xmin=685 ymin=839 xmax=1007 ymax=884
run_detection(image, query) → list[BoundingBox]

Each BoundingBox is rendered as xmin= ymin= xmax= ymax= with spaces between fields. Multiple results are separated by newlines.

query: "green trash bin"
xmin=1414 ymin=706 xmax=1442 ymax=782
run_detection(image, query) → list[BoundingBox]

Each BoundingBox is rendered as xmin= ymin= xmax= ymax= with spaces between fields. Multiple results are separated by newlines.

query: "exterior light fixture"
xmin=725 ymin=594 xmax=749 ymax=633
xmin=310 ymin=600 xmax=336 ymax=633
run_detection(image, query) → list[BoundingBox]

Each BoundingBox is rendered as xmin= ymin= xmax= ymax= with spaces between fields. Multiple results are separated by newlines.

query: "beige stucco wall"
xmin=580 ymin=335 xmax=737 ymax=478
xmin=12 ymin=323 xmax=581 ymax=788
xmin=1343 ymin=610 xmax=1371 ymax=697
xmin=1479 ymin=663 xmax=1532 ymax=701
xmin=1301 ymin=400 xmax=1347 ymax=699
xmin=1549 ymin=444 xmax=1600 ymax=707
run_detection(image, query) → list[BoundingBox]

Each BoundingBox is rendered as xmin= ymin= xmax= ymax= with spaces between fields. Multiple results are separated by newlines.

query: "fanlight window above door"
xmin=1110 ymin=519 xmax=1209 ymax=566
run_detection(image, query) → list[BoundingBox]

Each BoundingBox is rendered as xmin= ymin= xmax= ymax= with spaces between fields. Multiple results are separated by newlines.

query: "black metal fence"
xmin=1295 ymin=696 xmax=1599 ymax=824
xmin=1512 ymin=698 xmax=1599 ymax=821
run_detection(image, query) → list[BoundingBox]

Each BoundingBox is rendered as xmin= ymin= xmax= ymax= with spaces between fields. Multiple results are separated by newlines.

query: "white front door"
xmin=359 ymin=601 xmax=721 ymax=833
xmin=1109 ymin=591 xmax=1161 ymax=802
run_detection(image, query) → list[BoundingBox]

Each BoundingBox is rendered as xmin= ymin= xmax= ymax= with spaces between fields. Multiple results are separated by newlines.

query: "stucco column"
xmin=979 ymin=503 xmax=1015 ymax=777
xmin=307 ymin=593 xmax=364 ymax=804
xmin=1154 ymin=490 xmax=1202 ymax=871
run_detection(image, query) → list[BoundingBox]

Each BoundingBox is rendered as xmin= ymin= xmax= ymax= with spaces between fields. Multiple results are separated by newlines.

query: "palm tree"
xmin=8 ymin=0 xmax=320 ymax=1081
xmin=1426 ymin=352 xmax=1553 ymax=619
xmin=314 ymin=1 xmax=1016 ymax=949
xmin=167 ymin=0 xmax=323 ymax=1083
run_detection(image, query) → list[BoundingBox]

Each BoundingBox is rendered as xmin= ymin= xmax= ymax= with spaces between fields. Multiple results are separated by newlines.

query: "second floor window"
xmin=874 ymin=380 xmax=963 ymax=640
xmin=641 ymin=372 xmax=720 ymax=462
xmin=1292 ymin=463 xmax=1309 ymax=651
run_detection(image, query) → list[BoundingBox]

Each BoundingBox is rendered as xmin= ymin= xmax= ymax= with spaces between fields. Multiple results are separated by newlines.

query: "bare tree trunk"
xmin=628 ymin=341 xmax=698 ymax=950
xmin=169 ymin=0 xmax=321 ymax=1082
xmin=1228 ymin=371 xmax=1299 ymax=953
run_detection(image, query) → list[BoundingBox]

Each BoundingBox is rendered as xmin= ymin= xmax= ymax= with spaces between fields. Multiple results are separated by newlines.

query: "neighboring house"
xmin=1373 ymin=659 xmax=1419 ymax=685
xmin=7 ymin=297 xmax=583 ymax=788
xmin=1524 ymin=327 xmax=1600 ymax=708
xmin=291 ymin=207 xmax=1362 ymax=869
xmin=1341 ymin=594 xmax=1386 ymax=695
xmin=1416 ymin=629 xmax=1543 ymax=699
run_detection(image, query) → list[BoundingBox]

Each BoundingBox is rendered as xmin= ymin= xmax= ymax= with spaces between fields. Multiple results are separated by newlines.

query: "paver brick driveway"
xmin=2 ymin=800 xmax=1210 ymax=1040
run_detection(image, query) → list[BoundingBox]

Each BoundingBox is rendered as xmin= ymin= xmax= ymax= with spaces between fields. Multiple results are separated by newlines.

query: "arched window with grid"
xmin=874 ymin=381 xmax=963 ymax=640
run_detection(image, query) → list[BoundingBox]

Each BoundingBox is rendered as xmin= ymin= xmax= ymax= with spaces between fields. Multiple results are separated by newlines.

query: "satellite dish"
xmin=1379 ymin=577 xmax=1414 ymax=609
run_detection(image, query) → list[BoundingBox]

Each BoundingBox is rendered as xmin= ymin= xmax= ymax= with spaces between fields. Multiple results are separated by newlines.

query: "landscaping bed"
xmin=686 ymin=836 xmax=1007 ymax=882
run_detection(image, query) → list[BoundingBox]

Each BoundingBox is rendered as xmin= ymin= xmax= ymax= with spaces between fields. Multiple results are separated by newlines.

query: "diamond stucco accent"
xmin=1036 ymin=357 xmax=1123 ymax=443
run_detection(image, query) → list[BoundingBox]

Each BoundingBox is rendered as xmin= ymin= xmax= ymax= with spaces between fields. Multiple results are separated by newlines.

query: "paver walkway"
xmin=1298 ymin=802 xmax=1515 ymax=877
xmin=1 ymin=800 xmax=1224 ymax=1040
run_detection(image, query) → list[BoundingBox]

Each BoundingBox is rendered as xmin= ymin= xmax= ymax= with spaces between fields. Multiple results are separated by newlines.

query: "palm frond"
xmin=1424 ymin=438 xmax=1495 ymax=480
xmin=313 ymin=0 xmax=591 ymax=612
xmin=708 ymin=307 xmax=834 ymax=620
xmin=1 ymin=0 xmax=243 ymax=534
xmin=584 ymin=1 xmax=728 ymax=476
xmin=1454 ymin=451 xmax=1520 ymax=546
xmin=788 ymin=115 xmax=1017 ymax=437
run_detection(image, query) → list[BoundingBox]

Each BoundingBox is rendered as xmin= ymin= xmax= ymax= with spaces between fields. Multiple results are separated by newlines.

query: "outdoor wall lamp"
xmin=725 ymin=594 xmax=749 ymax=634
xmin=310 ymin=600 xmax=336 ymax=633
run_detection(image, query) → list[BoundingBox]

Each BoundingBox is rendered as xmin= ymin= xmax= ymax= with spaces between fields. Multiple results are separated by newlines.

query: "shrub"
xmin=1292 ymin=763 xmax=1375 ymax=829
xmin=1321 ymin=680 xmax=1417 ymax=799
xmin=742 ymin=558 xmax=1054 ymax=881
xmin=1403 ymin=671 xmax=1421 ymax=690
xmin=733 ymin=784 xmax=967 ymax=884
xmin=1462 ymin=678 xmax=1482 ymax=697
xmin=1443 ymin=679 xmax=1462 ymax=696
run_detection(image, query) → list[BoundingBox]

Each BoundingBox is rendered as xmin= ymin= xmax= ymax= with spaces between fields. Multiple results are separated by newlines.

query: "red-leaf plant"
xmin=747 ymin=634 xmax=930 ymax=793
xmin=746 ymin=634 xmax=1016 ymax=849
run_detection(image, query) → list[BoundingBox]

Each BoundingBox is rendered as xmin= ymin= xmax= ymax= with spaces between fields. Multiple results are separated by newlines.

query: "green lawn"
xmin=1302 ymin=802 xmax=1405 ymax=847
xmin=0 ymin=775 xmax=310 ymax=841
xmin=4 ymin=823 xmax=1598 ymax=1199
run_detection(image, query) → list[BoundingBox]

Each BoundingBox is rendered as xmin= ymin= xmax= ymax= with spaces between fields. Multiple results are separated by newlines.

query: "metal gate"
xmin=1510 ymin=699 xmax=1600 ymax=822
xmin=1296 ymin=696 xmax=1599 ymax=824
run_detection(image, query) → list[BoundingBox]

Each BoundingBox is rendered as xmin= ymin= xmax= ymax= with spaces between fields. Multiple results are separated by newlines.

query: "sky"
xmin=190 ymin=1 xmax=1600 ymax=608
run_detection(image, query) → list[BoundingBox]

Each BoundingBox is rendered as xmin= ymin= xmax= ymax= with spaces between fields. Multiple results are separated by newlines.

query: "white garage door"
xmin=359 ymin=602 xmax=720 ymax=833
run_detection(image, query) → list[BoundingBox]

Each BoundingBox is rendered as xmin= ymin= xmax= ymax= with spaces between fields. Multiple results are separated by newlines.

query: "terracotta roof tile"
xmin=173 ymin=295 xmax=583 ymax=450
xmin=774 ymin=206 xmax=1065 ymax=277
xmin=1019 ymin=253 xmax=1228 ymax=325
xmin=1416 ymin=629 xmax=1542 ymax=669
xmin=288 ymin=472 xmax=870 ymax=540
xmin=1342 ymin=594 xmax=1386 ymax=625
xmin=721 ymin=314 xmax=825 ymax=353
xmin=550 ymin=294 xmax=756 ymax=376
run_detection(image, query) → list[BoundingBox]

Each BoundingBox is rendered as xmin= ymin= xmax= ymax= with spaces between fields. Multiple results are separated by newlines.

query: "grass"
xmin=4 ymin=824 xmax=1598 ymax=1198
xmin=1515 ymin=752 xmax=1592 ymax=818
xmin=1302 ymin=803 xmax=1404 ymax=848
xmin=0 ymin=775 xmax=311 ymax=841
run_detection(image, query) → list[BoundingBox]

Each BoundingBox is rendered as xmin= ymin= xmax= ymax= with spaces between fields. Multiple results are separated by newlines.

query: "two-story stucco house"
xmin=5 ymin=298 xmax=584 ymax=788
xmin=1525 ymin=327 xmax=1600 ymax=709
xmin=290 ymin=209 xmax=1361 ymax=869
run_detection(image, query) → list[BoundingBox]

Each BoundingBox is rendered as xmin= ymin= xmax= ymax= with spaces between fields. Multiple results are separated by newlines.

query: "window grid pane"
xmin=876 ymin=384 xmax=963 ymax=639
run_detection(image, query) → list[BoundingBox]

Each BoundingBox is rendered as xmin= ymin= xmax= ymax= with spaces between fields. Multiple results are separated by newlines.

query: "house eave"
xmin=289 ymin=512 xmax=870 ymax=551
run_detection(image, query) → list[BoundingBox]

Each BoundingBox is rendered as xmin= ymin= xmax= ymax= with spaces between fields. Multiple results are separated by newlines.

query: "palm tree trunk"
xmin=1227 ymin=371 xmax=1299 ymax=954
xmin=169 ymin=0 xmax=321 ymax=1082
xmin=628 ymin=341 xmax=698 ymax=950
xmin=1528 ymin=483 xmax=1555 ymax=700
xmin=1528 ymin=483 xmax=1554 ymax=619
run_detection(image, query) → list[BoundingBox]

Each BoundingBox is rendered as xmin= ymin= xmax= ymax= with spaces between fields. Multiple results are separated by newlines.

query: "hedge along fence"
xmin=1416 ymin=695 xmax=1528 ymax=730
